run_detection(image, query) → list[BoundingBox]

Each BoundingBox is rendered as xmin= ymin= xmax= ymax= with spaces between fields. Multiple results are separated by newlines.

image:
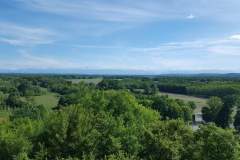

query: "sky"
xmin=1 ymin=0 xmax=240 ymax=73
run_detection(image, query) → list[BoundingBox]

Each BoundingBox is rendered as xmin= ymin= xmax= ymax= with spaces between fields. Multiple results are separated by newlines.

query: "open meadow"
xmin=32 ymin=92 xmax=59 ymax=109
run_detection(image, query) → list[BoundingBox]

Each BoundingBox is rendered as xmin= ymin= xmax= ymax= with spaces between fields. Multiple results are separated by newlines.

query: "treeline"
xmin=98 ymin=77 xmax=240 ymax=98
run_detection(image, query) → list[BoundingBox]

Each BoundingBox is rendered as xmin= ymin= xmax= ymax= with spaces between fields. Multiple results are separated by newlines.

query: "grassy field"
xmin=32 ymin=92 xmax=59 ymax=109
xmin=0 ymin=90 xmax=59 ymax=123
xmin=158 ymin=92 xmax=207 ymax=113
xmin=66 ymin=78 xmax=103 ymax=84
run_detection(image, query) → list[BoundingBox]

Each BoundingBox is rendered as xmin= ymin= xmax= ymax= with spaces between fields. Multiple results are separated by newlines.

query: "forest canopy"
xmin=1 ymin=75 xmax=240 ymax=160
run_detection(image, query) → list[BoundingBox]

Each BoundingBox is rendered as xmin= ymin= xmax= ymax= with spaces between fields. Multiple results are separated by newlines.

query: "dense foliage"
xmin=1 ymin=75 xmax=240 ymax=159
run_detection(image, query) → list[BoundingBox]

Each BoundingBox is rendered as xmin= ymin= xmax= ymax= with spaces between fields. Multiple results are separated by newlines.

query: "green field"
xmin=32 ymin=92 xmax=59 ymax=109
xmin=0 ymin=91 xmax=59 ymax=123
xmin=66 ymin=78 xmax=103 ymax=84
xmin=158 ymin=92 xmax=207 ymax=113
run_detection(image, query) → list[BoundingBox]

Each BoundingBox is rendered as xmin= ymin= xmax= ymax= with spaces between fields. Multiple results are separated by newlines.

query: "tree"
xmin=17 ymin=82 xmax=43 ymax=97
xmin=215 ymin=95 xmax=236 ymax=128
xmin=152 ymin=96 xmax=193 ymax=121
xmin=0 ymin=91 xmax=5 ymax=108
xmin=202 ymin=97 xmax=223 ymax=122
xmin=188 ymin=101 xmax=197 ymax=110
xmin=5 ymin=93 xmax=26 ymax=108
xmin=234 ymin=109 xmax=240 ymax=131
xmin=11 ymin=105 xmax=49 ymax=120
xmin=0 ymin=124 xmax=32 ymax=160
xmin=140 ymin=120 xmax=194 ymax=160
xmin=192 ymin=124 xmax=240 ymax=160
xmin=233 ymin=97 xmax=240 ymax=131
xmin=106 ymin=152 xmax=136 ymax=160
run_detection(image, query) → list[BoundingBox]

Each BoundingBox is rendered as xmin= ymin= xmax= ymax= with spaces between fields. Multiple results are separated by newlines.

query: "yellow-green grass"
xmin=32 ymin=92 xmax=59 ymax=109
xmin=0 ymin=110 xmax=10 ymax=123
xmin=66 ymin=78 xmax=103 ymax=84
xmin=158 ymin=92 xmax=207 ymax=113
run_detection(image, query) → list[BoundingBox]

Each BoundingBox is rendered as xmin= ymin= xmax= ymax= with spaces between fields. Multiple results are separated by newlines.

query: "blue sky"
xmin=1 ymin=0 xmax=240 ymax=73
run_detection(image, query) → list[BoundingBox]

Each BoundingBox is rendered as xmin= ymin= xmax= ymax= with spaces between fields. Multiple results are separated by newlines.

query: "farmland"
xmin=66 ymin=78 xmax=103 ymax=84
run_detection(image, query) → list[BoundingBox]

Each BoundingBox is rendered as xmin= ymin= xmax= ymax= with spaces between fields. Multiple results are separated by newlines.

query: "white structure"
xmin=192 ymin=113 xmax=204 ymax=131
xmin=194 ymin=113 xmax=203 ymax=123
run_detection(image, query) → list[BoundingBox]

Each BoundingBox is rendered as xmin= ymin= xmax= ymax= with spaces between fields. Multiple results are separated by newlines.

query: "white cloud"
xmin=186 ymin=14 xmax=195 ymax=19
xmin=207 ymin=46 xmax=240 ymax=56
xmin=230 ymin=34 xmax=240 ymax=40
xmin=0 ymin=22 xmax=56 ymax=46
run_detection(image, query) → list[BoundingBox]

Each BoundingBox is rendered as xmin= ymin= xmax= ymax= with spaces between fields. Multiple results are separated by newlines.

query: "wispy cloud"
xmin=127 ymin=35 xmax=240 ymax=56
xmin=74 ymin=44 xmax=124 ymax=49
xmin=0 ymin=22 xmax=56 ymax=46
xmin=76 ymin=34 xmax=240 ymax=57
xmin=0 ymin=49 xmax=78 ymax=70
xmin=16 ymin=0 xmax=162 ymax=22
xmin=16 ymin=50 xmax=79 ymax=69
xmin=2 ymin=1 xmax=240 ymax=72
xmin=15 ymin=0 xmax=202 ymax=23
xmin=16 ymin=0 xmax=240 ymax=23
xmin=65 ymin=34 xmax=240 ymax=71
xmin=0 ymin=50 xmax=144 ymax=71
xmin=13 ymin=0 xmax=240 ymax=39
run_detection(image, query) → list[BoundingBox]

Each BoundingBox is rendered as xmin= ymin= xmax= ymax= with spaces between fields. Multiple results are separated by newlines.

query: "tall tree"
xmin=202 ymin=97 xmax=223 ymax=122
xmin=215 ymin=95 xmax=236 ymax=128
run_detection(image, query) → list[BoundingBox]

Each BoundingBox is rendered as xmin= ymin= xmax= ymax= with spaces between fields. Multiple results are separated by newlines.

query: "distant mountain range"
xmin=0 ymin=68 xmax=240 ymax=76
